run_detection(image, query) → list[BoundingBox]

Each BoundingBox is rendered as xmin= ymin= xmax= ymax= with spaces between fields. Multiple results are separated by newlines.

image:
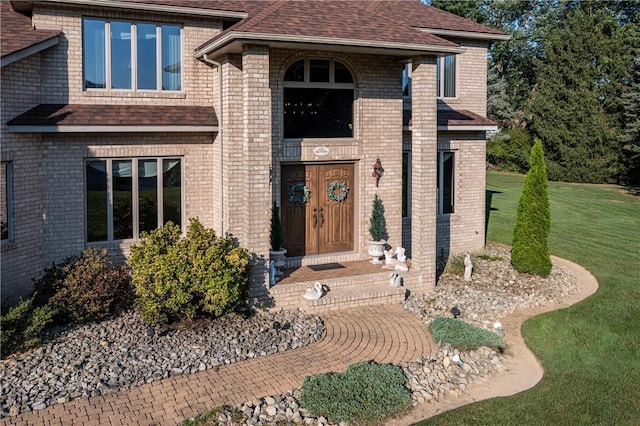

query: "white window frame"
xmin=1 ymin=161 xmax=14 ymax=243
xmin=82 ymin=18 xmax=182 ymax=92
xmin=436 ymin=55 xmax=457 ymax=99
xmin=85 ymin=157 xmax=183 ymax=243
xmin=437 ymin=151 xmax=455 ymax=215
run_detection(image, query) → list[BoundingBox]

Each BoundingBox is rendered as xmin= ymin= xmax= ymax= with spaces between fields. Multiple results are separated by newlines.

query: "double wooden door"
xmin=281 ymin=164 xmax=354 ymax=256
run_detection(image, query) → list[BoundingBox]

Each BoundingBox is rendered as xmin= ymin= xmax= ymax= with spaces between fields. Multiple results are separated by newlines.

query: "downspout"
xmin=203 ymin=53 xmax=224 ymax=235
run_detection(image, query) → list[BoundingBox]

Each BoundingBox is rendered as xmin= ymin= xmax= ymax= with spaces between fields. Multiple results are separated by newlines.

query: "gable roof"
xmin=7 ymin=104 xmax=218 ymax=133
xmin=195 ymin=0 xmax=468 ymax=58
xmin=364 ymin=0 xmax=509 ymax=40
xmin=1 ymin=2 xmax=61 ymax=67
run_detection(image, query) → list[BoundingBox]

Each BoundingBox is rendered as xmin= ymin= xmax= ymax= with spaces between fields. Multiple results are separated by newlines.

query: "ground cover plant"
xmin=429 ymin=317 xmax=504 ymax=351
xmin=418 ymin=172 xmax=640 ymax=425
xmin=0 ymin=296 xmax=54 ymax=358
xmin=300 ymin=361 xmax=412 ymax=425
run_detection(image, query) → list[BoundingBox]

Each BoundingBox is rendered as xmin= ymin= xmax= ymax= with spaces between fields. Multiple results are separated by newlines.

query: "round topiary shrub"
xmin=128 ymin=218 xmax=251 ymax=324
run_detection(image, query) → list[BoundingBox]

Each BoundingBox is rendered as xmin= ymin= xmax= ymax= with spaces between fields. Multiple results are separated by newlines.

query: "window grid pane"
xmin=444 ymin=56 xmax=456 ymax=98
xmin=110 ymin=22 xmax=132 ymax=89
xmin=112 ymin=160 xmax=133 ymax=240
xmin=163 ymin=159 xmax=181 ymax=227
xmin=83 ymin=19 xmax=106 ymax=89
xmin=138 ymin=159 xmax=158 ymax=234
xmin=86 ymin=160 xmax=108 ymax=242
xmin=162 ymin=25 xmax=181 ymax=91
xmin=137 ymin=23 xmax=157 ymax=90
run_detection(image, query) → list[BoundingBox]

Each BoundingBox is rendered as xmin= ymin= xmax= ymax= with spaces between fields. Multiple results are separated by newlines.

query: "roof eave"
xmin=195 ymin=32 xmax=465 ymax=59
xmin=419 ymin=28 xmax=511 ymax=41
xmin=1 ymin=35 xmax=60 ymax=68
xmin=404 ymin=125 xmax=499 ymax=132
xmin=8 ymin=124 xmax=219 ymax=133
xmin=38 ymin=0 xmax=248 ymax=19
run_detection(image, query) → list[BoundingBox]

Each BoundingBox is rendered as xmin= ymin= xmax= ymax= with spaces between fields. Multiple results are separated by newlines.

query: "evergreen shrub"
xmin=368 ymin=194 xmax=386 ymax=241
xmin=300 ymin=361 xmax=411 ymax=425
xmin=269 ymin=201 xmax=284 ymax=251
xmin=486 ymin=128 xmax=533 ymax=173
xmin=429 ymin=317 xmax=504 ymax=351
xmin=33 ymin=247 xmax=132 ymax=324
xmin=1 ymin=296 xmax=54 ymax=358
xmin=129 ymin=218 xmax=251 ymax=324
xmin=511 ymin=138 xmax=552 ymax=277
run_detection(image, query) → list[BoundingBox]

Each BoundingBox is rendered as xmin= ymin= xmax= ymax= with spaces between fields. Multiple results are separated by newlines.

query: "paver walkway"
xmin=5 ymin=304 xmax=434 ymax=426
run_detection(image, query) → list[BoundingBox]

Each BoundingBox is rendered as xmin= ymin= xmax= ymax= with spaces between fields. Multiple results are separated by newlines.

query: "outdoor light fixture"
xmin=494 ymin=321 xmax=504 ymax=336
xmin=450 ymin=307 xmax=461 ymax=318
xmin=372 ymin=158 xmax=384 ymax=187
xmin=452 ymin=354 xmax=464 ymax=368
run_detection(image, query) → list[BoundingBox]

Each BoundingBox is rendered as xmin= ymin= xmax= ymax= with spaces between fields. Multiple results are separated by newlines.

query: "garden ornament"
xmin=303 ymin=282 xmax=325 ymax=300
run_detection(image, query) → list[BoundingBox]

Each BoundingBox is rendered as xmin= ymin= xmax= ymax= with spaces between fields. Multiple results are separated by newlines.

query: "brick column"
xmin=242 ymin=45 xmax=272 ymax=302
xmin=410 ymin=56 xmax=438 ymax=290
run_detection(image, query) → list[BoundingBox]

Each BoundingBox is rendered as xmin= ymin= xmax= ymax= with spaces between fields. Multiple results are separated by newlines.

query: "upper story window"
xmin=402 ymin=56 xmax=457 ymax=99
xmin=283 ymin=58 xmax=354 ymax=138
xmin=83 ymin=19 xmax=182 ymax=91
xmin=437 ymin=55 xmax=456 ymax=98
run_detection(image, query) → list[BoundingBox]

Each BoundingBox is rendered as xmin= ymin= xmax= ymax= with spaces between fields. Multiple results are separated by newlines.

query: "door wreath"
xmin=288 ymin=182 xmax=311 ymax=204
xmin=328 ymin=181 xmax=349 ymax=202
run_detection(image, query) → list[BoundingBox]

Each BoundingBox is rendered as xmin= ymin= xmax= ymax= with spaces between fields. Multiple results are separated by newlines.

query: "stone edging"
xmin=388 ymin=252 xmax=600 ymax=425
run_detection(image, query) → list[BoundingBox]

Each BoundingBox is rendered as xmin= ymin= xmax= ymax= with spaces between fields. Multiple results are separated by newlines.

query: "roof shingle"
xmin=0 ymin=2 xmax=61 ymax=61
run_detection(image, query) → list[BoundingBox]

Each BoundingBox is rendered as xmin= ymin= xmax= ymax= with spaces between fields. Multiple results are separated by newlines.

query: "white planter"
xmin=367 ymin=240 xmax=386 ymax=264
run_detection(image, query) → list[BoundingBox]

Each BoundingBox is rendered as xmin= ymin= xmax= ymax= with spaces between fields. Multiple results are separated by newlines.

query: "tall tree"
xmin=527 ymin=5 xmax=630 ymax=183
xmin=511 ymin=139 xmax=551 ymax=277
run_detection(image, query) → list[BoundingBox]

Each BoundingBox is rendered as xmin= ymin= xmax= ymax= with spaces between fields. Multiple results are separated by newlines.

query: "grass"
xmin=418 ymin=172 xmax=640 ymax=425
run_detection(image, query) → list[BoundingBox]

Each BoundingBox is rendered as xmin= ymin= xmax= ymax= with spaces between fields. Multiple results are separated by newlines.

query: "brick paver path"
xmin=5 ymin=304 xmax=434 ymax=426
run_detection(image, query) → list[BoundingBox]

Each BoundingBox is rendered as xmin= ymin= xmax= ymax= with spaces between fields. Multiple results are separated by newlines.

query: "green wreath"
xmin=288 ymin=182 xmax=311 ymax=204
xmin=328 ymin=181 xmax=349 ymax=202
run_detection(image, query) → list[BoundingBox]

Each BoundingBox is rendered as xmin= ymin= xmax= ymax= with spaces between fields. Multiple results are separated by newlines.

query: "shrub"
xmin=511 ymin=138 xmax=552 ymax=277
xmin=1 ymin=296 xmax=54 ymax=358
xmin=445 ymin=254 xmax=466 ymax=276
xmin=33 ymin=247 xmax=133 ymax=324
xmin=300 ymin=361 xmax=412 ymax=425
xmin=369 ymin=194 xmax=386 ymax=241
xmin=129 ymin=218 xmax=251 ymax=324
xmin=270 ymin=201 xmax=284 ymax=251
xmin=429 ymin=317 xmax=504 ymax=351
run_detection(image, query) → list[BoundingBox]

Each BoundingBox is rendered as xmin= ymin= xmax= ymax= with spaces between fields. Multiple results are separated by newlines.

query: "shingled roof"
xmin=7 ymin=104 xmax=218 ymax=133
xmin=1 ymin=2 xmax=61 ymax=67
xmin=403 ymin=109 xmax=498 ymax=131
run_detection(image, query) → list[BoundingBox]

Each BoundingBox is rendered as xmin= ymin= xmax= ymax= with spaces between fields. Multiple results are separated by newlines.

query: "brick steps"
xmin=269 ymin=270 xmax=408 ymax=312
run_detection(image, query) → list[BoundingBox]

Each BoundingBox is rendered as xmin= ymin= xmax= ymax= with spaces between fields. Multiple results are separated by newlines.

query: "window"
xmin=86 ymin=158 xmax=182 ymax=242
xmin=283 ymin=59 xmax=354 ymax=138
xmin=83 ymin=19 xmax=181 ymax=91
xmin=437 ymin=152 xmax=455 ymax=214
xmin=402 ymin=152 xmax=410 ymax=218
xmin=1 ymin=162 xmax=13 ymax=241
xmin=437 ymin=55 xmax=456 ymax=98
xmin=402 ymin=63 xmax=411 ymax=97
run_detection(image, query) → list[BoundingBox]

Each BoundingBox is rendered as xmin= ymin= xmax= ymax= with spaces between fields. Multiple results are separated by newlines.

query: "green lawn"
xmin=419 ymin=172 xmax=640 ymax=425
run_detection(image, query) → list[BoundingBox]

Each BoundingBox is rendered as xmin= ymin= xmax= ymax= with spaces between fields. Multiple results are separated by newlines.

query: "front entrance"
xmin=281 ymin=164 xmax=354 ymax=256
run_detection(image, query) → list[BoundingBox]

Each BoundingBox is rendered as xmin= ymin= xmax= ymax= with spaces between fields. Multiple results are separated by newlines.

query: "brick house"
xmin=1 ymin=1 xmax=506 ymax=308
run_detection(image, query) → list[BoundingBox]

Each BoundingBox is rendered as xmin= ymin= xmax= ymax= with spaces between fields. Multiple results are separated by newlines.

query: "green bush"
xmin=300 ymin=361 xmax=412 ymax=425
xmin=444 ymin=254 xmax=466 ymax=276
xmin=511 ymin=138 xmax=552 ymax=277
xmin=487 ymin=128 xmax=533 ymax=173
xmin=33 ymin=247 xmax=133 ymax=324
xmin=129 ymin=218 xmax=251 ymax=325
xmin=369 ymin=194 xmax=386 ymax=241
xmin=429 ymin=317 xmax=504 ymax=351
xmin=270 ymin=201 xmax=284 ymax=251
xmin=1 ymin=296 xmax=54 ymax=358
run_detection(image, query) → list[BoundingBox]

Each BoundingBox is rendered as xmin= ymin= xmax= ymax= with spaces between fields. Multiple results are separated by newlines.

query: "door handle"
xmin=312 ymin=208 xmax=318 ymax=228
xmin=319 ymin=208 xmax=325 ymax=227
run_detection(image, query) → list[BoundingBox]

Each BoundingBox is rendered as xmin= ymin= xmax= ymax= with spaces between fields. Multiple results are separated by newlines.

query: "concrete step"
xmin=269 ymin=271 xmax=408 ymax=312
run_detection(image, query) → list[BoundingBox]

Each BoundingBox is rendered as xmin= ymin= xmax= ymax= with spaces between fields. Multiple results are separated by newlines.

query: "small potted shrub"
xmin=270 ymin=202 xmax=287 ymax=270
xmin=367 ymin=194 xmax=386 ymax=264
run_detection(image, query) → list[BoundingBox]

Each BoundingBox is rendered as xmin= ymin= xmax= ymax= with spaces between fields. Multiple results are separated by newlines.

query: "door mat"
xmin=308 ymin=263 xmax=345 ymax=271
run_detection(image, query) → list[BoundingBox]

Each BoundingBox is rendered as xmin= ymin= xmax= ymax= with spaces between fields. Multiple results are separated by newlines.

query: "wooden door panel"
xmin=281 ymin=165 xmax=309 ymax=257
xmin=318 ymin=164 xmax=354 ymax=254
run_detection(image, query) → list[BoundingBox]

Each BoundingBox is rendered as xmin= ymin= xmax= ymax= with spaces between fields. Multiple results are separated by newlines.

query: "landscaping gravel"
xmin=0 ymin=310 xmax=324 ymax=417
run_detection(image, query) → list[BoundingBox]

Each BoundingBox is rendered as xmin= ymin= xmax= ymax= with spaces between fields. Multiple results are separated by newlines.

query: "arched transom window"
xmin=283 ymin=58 xmax=354 ymax=138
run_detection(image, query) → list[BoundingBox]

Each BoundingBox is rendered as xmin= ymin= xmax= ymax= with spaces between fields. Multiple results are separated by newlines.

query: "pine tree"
xmin=511 ymin=139 xmax=552 ymax=277
xmin=368 ymin=195 xmax=386 ymax=242
xmin=270 ymin=202 xmax=283 ymax=251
